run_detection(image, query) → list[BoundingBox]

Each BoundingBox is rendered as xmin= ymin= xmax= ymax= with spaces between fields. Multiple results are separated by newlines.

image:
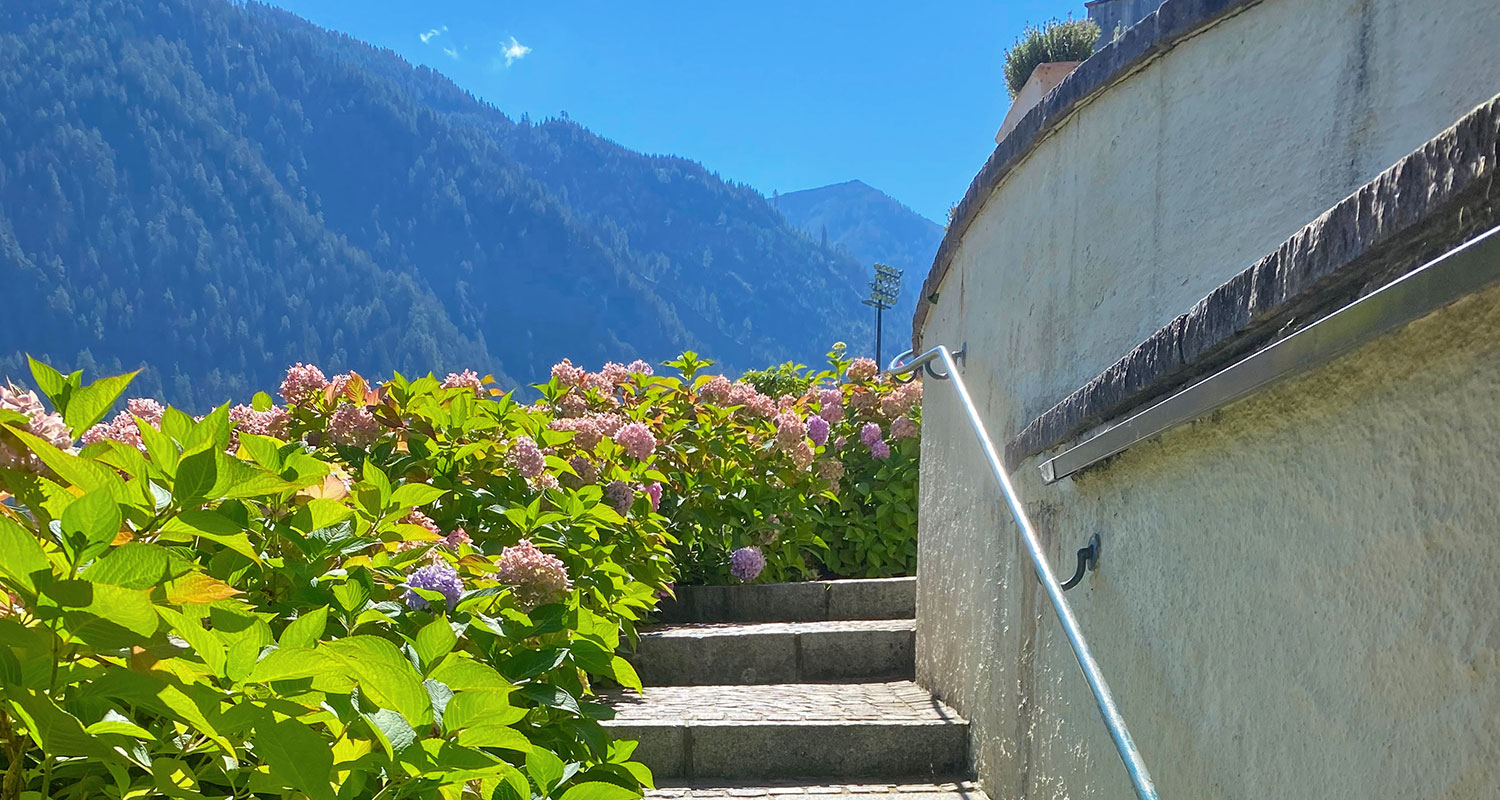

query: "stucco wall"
xmin=915 ymin=0 xmax=1500 ymax=797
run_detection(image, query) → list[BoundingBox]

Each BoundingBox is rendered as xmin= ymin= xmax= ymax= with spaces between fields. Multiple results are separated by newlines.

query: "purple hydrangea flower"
xmin=870 ymin=440 xmax=891 ymax=459
xmin=729 ymin=546 xmax=766 ymax=582
xmin=605 ymin=480 xmax=634 ymax=515
xmin=806 ymin=415 xmax=830 ymax=446
xmin=404 ymin=562 xmax=463 ymax=612
xmin=860 ymin=422 xmax=883 ymax=447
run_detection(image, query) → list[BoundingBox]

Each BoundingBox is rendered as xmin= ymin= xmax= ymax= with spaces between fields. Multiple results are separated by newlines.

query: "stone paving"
xmin=641 ymin=619 xmax=915 ymax=638
xmin=648 ymin=781 xmax=985 ymax=799
xmin=604 ymin=681 xmax=959 ymax=724
xmin=610 ymin=576 xmax=980 ymax=791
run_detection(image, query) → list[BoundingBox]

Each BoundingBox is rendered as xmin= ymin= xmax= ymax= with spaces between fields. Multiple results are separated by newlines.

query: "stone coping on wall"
xmin=912 ymin=0 xmax=1265 ymax=348
xmin=1004 ymin=95 xmax=1500 ymax=466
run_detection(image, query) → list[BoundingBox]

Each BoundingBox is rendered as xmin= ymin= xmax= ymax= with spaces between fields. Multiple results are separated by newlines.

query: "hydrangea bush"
xmin=0 ymin=344 xmax=920 ymax=797
xmin=0 ymin=358 xmax=667 ymax=800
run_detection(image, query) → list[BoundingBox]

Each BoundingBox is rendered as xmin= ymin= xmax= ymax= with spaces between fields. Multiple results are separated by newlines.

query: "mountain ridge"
xmin=0 ymin=0 xmax=871 ymax=407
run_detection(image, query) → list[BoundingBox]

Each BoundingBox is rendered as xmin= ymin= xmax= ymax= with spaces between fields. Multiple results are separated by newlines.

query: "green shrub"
xmin=738 ymin=362 xmax=814 ymax=399
xmin=1003 ymin=17 xmax=1100 ymax=98
xmin=0 ymin=345 xmax=922 ymax=797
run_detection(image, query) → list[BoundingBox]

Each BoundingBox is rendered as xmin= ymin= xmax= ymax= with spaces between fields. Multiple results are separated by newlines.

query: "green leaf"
xmin=27 ymin=356 xmax=69 ymax=410
xmin=158 ymin=510 xmax=261 ymax=563
xmin=324 ymin=636 xmax=434 ymax=726
xmin=63 ymin=371 xmax=139 ymax=437
xmin=608 ymin=657 xmax=642 ymax=692
xmin=251 ymin=391 xmax=274 ymax=412
xmin=59 ymin=489 xmax=123 ymax=564
xmin=363 ymin=708 xmax=418 ymax=758
xmin=279 ymin=606 xmax=329 ymax=649
xmin=558 ymin=781 xmax=641 ymax=800
xmin=517 ymin=684 xmax=581 ymax=717
xmin=172 ymin=449 xmax=218 ymax=506
xmin=0 ymin=515 xmax=49 ymax=593
xmin=136 ymin=418 xmax=179 ymax=476
xmin=3 ymin=424 xmax=126 ymax=498
xmin=415 ymin=618 xmax=457 ymax=670
xmin=255 ymin=717 xmax=336 ymax=800
xmin=290 ymin=499 xmax=354 ymax=534
xmin=361 ymin=461 xmax=392 ymax=508
xmin=158 ymin=607 xmax=227 ymax=677
xmin=391 ymin=483 xmax=446 ymax=509
xmin=526 ymin=748 xmax=566 ymax=794
xmin=5 ymin=687 xmax=121 ymax=759
xmin=245 ymin=646 xmax=339 ymax=683
xmin=430 ymin=655 xmax=513 ymax=692
xmin=83 ymin=542 xmax=186 ymax=588
xmin=456 ymin=723 xmax=533 ymax=752
xmin=443 ymin=690 xmax=525 ymax=735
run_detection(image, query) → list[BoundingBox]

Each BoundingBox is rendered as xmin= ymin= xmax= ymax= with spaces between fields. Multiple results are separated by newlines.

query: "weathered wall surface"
xmin=915 ymin=0 xmax=1500 ymax=797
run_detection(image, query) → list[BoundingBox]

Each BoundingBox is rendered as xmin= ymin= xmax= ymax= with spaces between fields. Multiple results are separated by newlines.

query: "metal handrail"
xmin=888 ymin=344 xmax=1160 ymax=800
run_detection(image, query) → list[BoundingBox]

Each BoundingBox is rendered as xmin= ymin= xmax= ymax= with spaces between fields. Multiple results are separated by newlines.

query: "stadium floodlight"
xmin=861 ymin=263 xmax=903 ymax=366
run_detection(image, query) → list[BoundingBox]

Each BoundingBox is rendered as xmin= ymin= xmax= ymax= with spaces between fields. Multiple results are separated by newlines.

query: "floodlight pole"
xmin=863 ymin=263 xmax=902 ymax=366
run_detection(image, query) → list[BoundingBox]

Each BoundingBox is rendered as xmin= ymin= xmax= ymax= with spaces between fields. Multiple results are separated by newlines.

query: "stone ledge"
xmin=913 ymin=0 xmax=1263 ymax=346
xmin=1005 ymin=94 xmax=1500 ymax=465
xmin=656 ymin=578 xmax=916 ymax=624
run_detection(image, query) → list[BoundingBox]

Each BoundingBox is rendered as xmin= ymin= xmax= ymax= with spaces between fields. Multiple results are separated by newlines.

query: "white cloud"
xmin=443 ymin=46 xmax=461 ymax=60
xmin=501 ymin=36 xmax=531 ymax=66
xmin=419 ymin=25 xmax=447 ymax=44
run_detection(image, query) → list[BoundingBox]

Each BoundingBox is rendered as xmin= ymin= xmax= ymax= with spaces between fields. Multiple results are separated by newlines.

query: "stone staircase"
xmin=604 ymin=578 xmax=983 ymax=800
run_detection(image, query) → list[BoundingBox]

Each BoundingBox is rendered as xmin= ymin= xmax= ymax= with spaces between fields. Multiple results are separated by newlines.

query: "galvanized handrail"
xmin=888 ymin=344 xmax=1160 ymax=800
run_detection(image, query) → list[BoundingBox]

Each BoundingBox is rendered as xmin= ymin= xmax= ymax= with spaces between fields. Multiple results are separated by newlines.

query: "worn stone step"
xmin=601 ymin=681 xmax=968 ymax=780
xmin=629 ymin=619 xmax=915 ymax=686
xmin=647 ymin=780 xmax=986 ymax=800
xmin=656 ymin=577 xmax=915 ymax=624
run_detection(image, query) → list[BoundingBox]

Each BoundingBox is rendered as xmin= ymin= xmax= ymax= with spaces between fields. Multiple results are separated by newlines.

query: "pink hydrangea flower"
xmin=557 ymin=392 xmax=587 ymax=418
xmin=613 ymin=421 xmax=657 ymax=460
xmin=442 ymin=370 xmax=484 ymax=393
xmin=850 ymin=390 xmax=879 ymax=413
xmin=791 ymin=440 xmax=815 ymax=470
xmin=551 ymin=359 xmax=586 ymax=388
xmin=848 ymin=358 xmax=879 ymax=382
xmin=773 ymin=411 xmax=807 ymax=450
xmin=644 ymin=481 xmax=663 ymax=512
xmin=229 ymin=404 xmax=290 ymax=440
xmin=807 ymin=415 xmax=830 ymax=446
xmin=834 ymin=436 xmax=848 ymax=450
xmin=599 ymin=362 xmax=632 ymax=386
xmin=496 ymin=539 xmax=571 ymax=610
xmin=817 ymin=459 xmax=846 ymax=484
xmin=403 ymin=509 xmax=443 ymax=538
xmin=444 ymin=527 xmax=473 ymax=550
xmin=0 ymin=385 xmax=70 ymax=469
xmin=531 ymin=473 xmax=560 ymax=491
xmin=777 ymin=394 xmax=798 ymax=411
xmin=700 ymin=375 xmax=733 ymax=404
xmin=281 ymin=363 xmax=328 ymax=406
xmin=860 ymin=422 xmax=883 ymax=447
xmin=625 ymin=359 xmax=653 ymax=377
xmin=817 ymin=388 xmax=844 ymax=423
xmin=507 ymin=436 xmax=546 ymax=478
xmin=739 ymin=391 xmax=776 ymax=419
xmin=327 ymin=404 xmax=380 ymax=447
xmin=891 ymin=416 xmax=919 ymax=440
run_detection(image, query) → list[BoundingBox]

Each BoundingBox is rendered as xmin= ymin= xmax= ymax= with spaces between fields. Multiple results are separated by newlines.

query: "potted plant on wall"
xmin=997 ymin=16 xmax=1101 ymax=143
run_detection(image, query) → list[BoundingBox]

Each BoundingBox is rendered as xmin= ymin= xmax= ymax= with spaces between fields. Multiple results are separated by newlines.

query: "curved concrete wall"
xmin=915 ymin=0 xmax=1500 ymax=797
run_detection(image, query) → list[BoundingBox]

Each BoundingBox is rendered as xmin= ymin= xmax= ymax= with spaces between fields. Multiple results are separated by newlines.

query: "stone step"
xmin=656 ymin=577 xmax=916 ymax=624
xmin=602 ymin=682 xmax=968 ymax=780
xmin=629 ymin=619 xmax=915 ymax=686
xmin=647 ymin=780 xmax=987 ymax=800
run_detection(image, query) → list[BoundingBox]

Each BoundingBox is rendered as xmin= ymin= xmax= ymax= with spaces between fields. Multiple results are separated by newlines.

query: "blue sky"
xmin=264 ymin=0 xmax=1085 ymax=222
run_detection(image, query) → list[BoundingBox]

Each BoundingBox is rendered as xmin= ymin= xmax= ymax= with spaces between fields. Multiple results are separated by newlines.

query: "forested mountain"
xmin=776 ymin=181 xmax=943 ymax=353
xmin=0 ymin=0 xmax=871 ymax=408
